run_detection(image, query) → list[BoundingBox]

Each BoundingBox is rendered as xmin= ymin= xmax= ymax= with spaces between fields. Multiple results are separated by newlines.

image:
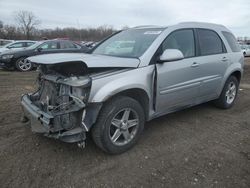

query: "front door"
xmin=156 ymin=29 xmax=201 ymax=113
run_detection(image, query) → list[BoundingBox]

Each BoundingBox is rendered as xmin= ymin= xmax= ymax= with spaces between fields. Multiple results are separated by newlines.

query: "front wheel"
xmin=213 ymin=76 xmax=239 ymax=109
xmin=91 ymin=96 xmax=145 ymax=154
xmin=15 ymin=57 xmax=33 ymax=72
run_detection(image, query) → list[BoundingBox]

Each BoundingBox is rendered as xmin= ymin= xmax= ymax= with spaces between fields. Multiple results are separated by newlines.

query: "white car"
xmin=240 ymin=44 xmax=250 ymax=57
xmin=0 ymin=40 xmax=36 ymax=54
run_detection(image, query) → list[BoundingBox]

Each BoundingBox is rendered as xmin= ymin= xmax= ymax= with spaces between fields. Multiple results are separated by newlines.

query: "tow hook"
xmin=77 ymin=141 xmax=86 ymax=149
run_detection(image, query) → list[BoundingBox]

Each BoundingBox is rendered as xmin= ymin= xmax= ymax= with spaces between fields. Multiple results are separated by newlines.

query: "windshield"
xmin=92 ymin=28 xmax=163 ymax=58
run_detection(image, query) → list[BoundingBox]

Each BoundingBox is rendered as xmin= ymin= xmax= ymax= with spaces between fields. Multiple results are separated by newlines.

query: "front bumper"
xmin=0 ymin=59 xmax=14 ymax=69
xmin=21 ymin=94 xmax=86 ymax=143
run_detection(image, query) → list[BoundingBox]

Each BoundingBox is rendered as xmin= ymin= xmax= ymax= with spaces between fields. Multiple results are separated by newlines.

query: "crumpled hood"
xmin=27 ymin=53 xmax=140 ymax=68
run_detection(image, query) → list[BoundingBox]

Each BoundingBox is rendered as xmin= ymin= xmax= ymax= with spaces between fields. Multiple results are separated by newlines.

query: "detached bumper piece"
xmin=21 ymin=94 xmax=86 ymax=144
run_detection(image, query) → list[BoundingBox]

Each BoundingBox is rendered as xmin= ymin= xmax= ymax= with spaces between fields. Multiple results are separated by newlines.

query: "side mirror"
xmin=158 ymin=49 xmax=184 ymax=63
xmin=37 ymin=47 xmax=43 ymax=52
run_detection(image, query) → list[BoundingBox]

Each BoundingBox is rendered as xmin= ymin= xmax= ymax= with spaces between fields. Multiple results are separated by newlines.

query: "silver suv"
xmin=21 ymin=22 xmax=244 ymax=154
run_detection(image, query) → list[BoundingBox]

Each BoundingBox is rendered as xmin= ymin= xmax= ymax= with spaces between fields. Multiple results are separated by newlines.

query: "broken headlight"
xmin=71 ymin=86 xmax=90 ymax=103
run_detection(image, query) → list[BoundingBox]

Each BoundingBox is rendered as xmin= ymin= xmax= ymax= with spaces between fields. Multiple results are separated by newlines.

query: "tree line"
xmin=0 ymin=11 xmax=117 ymax=42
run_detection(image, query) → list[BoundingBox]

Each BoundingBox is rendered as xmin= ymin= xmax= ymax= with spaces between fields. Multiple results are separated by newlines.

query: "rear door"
xmin=195 ymin=29 xmax=228 ymax=101
xmin=156 ymin=29 xmax=201 ymax=113
xmin=59 ymin=41 xmax=81 ymax=53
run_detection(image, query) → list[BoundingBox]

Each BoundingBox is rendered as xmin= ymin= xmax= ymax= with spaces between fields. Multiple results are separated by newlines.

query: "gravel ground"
xmin=0 ymin=58 xmax=249 ymax=188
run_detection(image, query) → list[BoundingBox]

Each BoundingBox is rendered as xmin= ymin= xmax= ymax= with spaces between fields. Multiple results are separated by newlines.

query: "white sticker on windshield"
xmin=144 ymin=31 xmax=162 ymax=35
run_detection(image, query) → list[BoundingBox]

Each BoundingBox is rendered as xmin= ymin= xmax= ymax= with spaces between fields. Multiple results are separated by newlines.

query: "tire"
xmin=243 ymin=52 xmax=246 ymax=57
xmin=15 ymin=57 xmax=33 ymax=72
xmin=91 ymin=96 xmax=145 ymax=154
xmin=213 ymin=76 xmax=239 ymax=109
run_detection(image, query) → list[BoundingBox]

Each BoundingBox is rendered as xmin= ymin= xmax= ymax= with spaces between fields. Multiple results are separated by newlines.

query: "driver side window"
xmin=162 ymin=29 xmax=195 ymax=58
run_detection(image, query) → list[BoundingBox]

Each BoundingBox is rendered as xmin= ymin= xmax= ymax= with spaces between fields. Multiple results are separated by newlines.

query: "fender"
xmin=89 ymin=66 xmax=155 ymax=103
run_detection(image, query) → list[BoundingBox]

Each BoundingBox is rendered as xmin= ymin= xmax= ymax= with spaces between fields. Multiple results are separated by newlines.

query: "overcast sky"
xmin=0 ymin=0 xmax=250 ymax=36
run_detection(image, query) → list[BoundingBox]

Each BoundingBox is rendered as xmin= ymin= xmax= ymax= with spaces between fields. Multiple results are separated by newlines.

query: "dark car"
xmin=0 ymin=39 xmax=89 ymax=71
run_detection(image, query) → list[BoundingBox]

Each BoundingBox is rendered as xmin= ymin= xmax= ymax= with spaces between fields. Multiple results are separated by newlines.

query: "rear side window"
xmin=39 ymin=41 xmax=58 ymax=50
xmin=222 ymin=31 xmax=241 ymax=52
xmin=162 ymin=29 xmax=195 ymax=58
xmin=60 ymin=41 xmax=80 ymax=49
xmin=26 ymin=42 xmax=35 ymax=47
xmin=197 ymin=29 xmax=224 ymax=56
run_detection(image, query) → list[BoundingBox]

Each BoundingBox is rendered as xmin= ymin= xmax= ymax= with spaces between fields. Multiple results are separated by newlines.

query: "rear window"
xmin=197 ymin=29 xmax=224 ymax=56
xmin=222 ymin=31 xmax=241 ymax=52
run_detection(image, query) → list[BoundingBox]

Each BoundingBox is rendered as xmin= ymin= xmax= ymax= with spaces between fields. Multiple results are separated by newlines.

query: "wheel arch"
xmin=84 ymin=87 xmax=150 ymax=132
xmin=219 ymin=68 xmax=242 ymax=96
xmin=104 ymin=88 xmax=150 ymax=121
xmin=230 ymin=70 xmax=241 ymax=83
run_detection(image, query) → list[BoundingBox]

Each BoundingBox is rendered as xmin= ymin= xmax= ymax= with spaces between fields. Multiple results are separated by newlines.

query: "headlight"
xmin=1 ymin=54 xmax=14 ymax=60
xmin=71 ymin=86 xmax=90 ymax=102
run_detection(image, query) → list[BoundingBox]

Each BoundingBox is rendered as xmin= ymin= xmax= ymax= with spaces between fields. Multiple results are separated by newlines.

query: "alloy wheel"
xmin=225 ymin=81 xmax=236 ymax=104
xmin=109 ymin=108 xmax=139 ymax=146
xmin=17 ymin=58 xmax=32 ymax=71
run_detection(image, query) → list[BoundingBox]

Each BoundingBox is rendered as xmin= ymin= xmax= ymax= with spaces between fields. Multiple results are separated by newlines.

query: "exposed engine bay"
xmin=21 ymin=62 xmax=112 ymax=145
xmin=21 ymin=54 xmax=136 ymax=147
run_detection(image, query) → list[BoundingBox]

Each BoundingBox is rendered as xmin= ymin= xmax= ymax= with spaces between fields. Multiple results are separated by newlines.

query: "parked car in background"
xmin=91 ymin=41 xmax=99 ymax=48
xmin=81 ymin=41 xmax=99 ymax=49
xmin=0 ymin=39 xmax=14 ymax=47
xmin=81 ymin=41 xmax=87 ymax=45
xmin=21 ymin=22 xmax=244 ymax=154
xmin=84 ymin=41 xmax=96 ymax=48
xmin=0 ymin=39 xmax=88 ymax=71
xmin=0 ymin=40 xmax=36 ymax=54
xmin=240 ymin=44 xmax=250 ymax=57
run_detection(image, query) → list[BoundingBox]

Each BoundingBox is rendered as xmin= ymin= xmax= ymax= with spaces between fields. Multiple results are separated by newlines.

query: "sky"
xmin=0 ymin=0 xmax=250 ymax=37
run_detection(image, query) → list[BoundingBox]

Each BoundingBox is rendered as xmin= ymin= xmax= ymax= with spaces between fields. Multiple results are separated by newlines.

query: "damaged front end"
xmin=21 ymin=62 xmax=93 ymax=146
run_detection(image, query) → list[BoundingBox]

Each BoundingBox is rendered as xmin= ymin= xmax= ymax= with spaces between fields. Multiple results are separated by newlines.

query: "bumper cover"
xmin=0 ymin=59 xmax=13 ymax=69
xmin=21 ymin=94 xmax=86 ymax=143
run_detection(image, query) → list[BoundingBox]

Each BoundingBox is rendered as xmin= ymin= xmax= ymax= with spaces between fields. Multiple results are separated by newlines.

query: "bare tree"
xmin=3 ymin=25 xmax=18 ymax=39
xmin=14 ymin=10 xmax=41 ymax=39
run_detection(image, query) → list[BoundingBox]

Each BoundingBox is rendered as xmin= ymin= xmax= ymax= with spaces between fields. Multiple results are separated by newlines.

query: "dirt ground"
xmin=0 ymin=58 xmax=249 ymax=188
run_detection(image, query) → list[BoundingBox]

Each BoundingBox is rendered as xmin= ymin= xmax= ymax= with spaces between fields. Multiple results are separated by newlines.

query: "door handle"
xmin=191 ymin=62 xmax=199 ymax=68
xmin=222 ymin=57 xmax=228 ymax=62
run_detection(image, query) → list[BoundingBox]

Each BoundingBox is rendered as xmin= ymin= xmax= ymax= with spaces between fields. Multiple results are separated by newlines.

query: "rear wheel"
xmin=213 ymin=76 xmax=239 ymax=109
xmin=91 ymin=96 xmax=145 ymax=154
xmin=15 ymin=57 xmax=33 ymax=72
